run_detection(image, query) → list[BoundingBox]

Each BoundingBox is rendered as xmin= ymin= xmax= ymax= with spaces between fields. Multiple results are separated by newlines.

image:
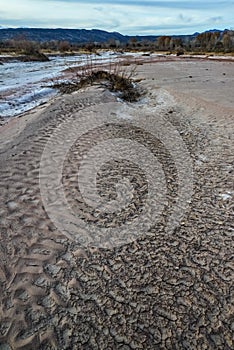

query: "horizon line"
xmin=0 ymin=26 xmax=230 ymax=38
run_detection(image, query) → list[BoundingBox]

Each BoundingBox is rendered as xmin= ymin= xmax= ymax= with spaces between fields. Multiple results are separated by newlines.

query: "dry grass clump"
xmin=52 ymin=59 xmax=142 ymax=102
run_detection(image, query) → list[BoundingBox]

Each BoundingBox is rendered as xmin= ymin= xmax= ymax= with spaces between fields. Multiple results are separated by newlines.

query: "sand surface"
xmin=0 ymin=58 xmax=233 ymax=349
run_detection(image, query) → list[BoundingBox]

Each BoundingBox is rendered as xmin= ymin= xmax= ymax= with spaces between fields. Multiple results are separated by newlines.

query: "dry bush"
xmin=52 ymin=56 xmax=142 ymax=102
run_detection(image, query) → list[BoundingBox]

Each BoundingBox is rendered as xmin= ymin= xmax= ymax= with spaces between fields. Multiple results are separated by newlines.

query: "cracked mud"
xmin=0 ymin=59 xmax=233 ymax=349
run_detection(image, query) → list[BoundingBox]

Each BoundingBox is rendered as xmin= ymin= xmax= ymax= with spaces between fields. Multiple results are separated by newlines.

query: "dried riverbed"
xmin=0 ymin=58 xmax=233 ymax=349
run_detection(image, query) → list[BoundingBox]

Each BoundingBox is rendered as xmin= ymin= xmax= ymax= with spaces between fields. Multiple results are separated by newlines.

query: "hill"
xmin=0 ymin=27 xmax=203 ymax=44
xmin=0 ymin=28 xmax=130 ymax=44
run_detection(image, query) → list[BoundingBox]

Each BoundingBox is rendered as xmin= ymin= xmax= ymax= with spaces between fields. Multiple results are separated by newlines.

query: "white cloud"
xmin=0 ymin=0 xmax=233 ymax=34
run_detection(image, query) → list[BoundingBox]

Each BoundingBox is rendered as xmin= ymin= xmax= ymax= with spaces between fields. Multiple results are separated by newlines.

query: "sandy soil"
xmin=0 ymin=58 xmax=233 ymax=349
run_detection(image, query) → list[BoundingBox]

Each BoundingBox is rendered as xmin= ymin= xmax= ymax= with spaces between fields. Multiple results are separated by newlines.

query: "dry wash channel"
xmin=0 ymin=57 xmax=233 ymax=349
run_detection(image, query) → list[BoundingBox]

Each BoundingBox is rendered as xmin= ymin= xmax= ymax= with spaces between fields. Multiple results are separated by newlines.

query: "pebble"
xmin=6 ymin=201 xmax=18 ymax=211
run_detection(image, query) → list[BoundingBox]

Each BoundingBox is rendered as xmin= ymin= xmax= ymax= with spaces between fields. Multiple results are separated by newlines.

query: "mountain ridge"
xmin=0 ymin=27 xmax=226 ymax=44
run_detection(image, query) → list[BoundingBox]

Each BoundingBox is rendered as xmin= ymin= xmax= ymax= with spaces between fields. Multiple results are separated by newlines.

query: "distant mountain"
xmin=0 ymin=28 xmax=129 ymax=44
xmin=0 ymin=27 xmax=225 ymax=44
xmin=204 ymin=29 xmax=223 ymax=33
xmin=193 ymin=29 xmax=223 ymax=36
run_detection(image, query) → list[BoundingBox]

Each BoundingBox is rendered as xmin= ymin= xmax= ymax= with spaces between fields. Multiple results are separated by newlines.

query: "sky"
xmin=0 ymin=0 xmax=233 ymax=35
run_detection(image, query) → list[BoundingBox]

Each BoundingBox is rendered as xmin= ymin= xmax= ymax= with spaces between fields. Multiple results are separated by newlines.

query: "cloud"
xmin=0 ymin=0 xmax=233 ymax=35
xmin=210 ymin=16 xmax=223 ymax=24
xmin=42 ymin=0 xmax=232 ymax=10
xmin=121 ymin=22 xmax=205 ymax=35
xmin=178 ymin=14 xmax=193 ymax=22
xmin=93 ymin=6 xmax=104 ymax=12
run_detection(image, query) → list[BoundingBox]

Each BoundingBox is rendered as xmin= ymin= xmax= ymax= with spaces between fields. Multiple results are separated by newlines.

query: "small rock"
xmin=6 ymin=201 xmax=18 ymax=211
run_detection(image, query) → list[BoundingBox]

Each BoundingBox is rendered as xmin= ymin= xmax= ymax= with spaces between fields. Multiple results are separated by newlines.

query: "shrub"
xmin=52 ymin=58 xmax=142 ymax=102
